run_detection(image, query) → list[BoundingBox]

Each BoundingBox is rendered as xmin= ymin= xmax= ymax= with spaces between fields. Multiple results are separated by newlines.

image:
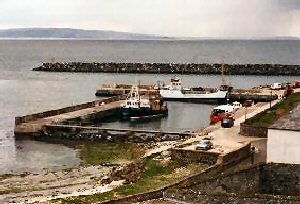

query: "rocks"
xmin=109 ymin=162 xmax=146 ymax=184
xmin=33 ymin=62 xmax=300 ymax=75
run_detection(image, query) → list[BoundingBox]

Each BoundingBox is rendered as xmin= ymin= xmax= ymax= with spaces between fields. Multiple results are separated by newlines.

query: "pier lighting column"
xmin=270 ymin=91 xmax=272 ymax=109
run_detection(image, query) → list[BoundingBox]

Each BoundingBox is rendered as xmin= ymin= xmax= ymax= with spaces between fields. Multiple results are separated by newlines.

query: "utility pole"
xmin=244 ymin=106 xmax=247 ymax=121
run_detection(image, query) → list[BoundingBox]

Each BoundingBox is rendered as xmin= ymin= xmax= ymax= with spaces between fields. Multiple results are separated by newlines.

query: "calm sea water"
xmin=0 ymin=40 xmax=299 ymax=174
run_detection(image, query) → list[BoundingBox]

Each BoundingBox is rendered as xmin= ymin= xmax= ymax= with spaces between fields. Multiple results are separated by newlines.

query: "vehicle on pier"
xmin=210 ymin=101 xmax=241 ymax=124
xmin=121 ymin=85 xmax=168 ymax=121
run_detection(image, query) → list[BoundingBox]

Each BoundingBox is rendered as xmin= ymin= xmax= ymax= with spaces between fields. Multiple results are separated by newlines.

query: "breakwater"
xmin=33 ymin=62 xmax=300 ymax=75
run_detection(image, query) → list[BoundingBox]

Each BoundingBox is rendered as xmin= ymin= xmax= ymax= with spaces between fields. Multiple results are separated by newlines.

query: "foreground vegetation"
xmin=245 ymin=93 xmax=300 ymax=128
xmin=78 ymin=142 xmax=148 ymax=165
xmin=55 ymin=155 xmax=208 ymax=204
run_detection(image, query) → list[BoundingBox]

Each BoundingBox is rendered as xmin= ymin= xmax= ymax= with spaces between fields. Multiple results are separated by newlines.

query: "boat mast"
xmin=138 ymin=80 xmax=141 ymax=108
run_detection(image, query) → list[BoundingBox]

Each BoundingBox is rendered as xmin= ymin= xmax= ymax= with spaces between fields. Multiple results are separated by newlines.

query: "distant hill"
xmin=0 ymin=28 xmax=298 ymax=40
xmin=0 ymin=28 xmax=172 ymax=40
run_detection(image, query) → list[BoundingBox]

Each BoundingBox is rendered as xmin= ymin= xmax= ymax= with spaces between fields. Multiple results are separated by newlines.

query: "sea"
xmin=0 ymin=39 xmax=299 ymax=174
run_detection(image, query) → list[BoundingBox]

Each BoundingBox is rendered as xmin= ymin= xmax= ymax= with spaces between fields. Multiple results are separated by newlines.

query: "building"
xmin=267 ymin=104 xmax=300 ymax=164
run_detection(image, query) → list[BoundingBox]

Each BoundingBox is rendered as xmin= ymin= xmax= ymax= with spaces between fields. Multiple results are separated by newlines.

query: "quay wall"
xmin=15 ymin=96 xmax=122 ymax=126
xmin=33 ymin=62 xmax=300 ymax=75
xmin=42 ymin=125 xmax=191 ymax=143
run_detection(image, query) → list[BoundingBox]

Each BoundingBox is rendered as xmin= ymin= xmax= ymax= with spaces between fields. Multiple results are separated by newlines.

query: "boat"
xmin=121 ymin=85 xmax=168 ymax=121
xmin=209 ymin=101 xmax=241 ymax=124
xmin=159 ymin=77 xmax=228 ymax=103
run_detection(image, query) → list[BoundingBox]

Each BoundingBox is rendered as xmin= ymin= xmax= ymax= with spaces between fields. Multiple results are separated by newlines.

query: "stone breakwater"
xmin=33 ymin=62 xmax=300 ymax=75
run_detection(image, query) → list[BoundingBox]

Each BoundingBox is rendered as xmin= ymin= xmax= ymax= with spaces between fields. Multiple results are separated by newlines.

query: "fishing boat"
xmin=159 ymin=77 xmax=228 ymax=103
xmin=121 ymin=85 xmax=168 ymax=121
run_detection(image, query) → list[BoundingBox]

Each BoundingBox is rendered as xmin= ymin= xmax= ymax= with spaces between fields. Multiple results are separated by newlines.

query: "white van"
xmin=271 ymin=83 xmax=282 ymax=90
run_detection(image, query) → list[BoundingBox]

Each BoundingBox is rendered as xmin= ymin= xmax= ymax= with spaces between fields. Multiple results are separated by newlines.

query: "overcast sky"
xmin=0 ymin=0 xmax=299 ymax=38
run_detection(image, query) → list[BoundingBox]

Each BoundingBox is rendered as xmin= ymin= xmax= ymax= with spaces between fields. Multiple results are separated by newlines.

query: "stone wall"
xmin=239 ymin=123 xmax=268 ymax=137
xmin=164 ymin=192 xmax=300 ymax=204
xmin=170 ymin=148 xmax=220 ymax=165
xmin=170 ymin=142 xmax=251 ymax=166
xmin=217 ymin=142 xmax=252 ymax=165
xmin=99 ymin=163 xmax=300 ymax=204
xmin=259 ymin=163 xmax=300 ymax=196
xmin=33 ymin=62 xmax=300 ymax=75
xmin=167 ymin=163 xmax=300 ymax=199
xmin=42 ymin=125 xmax=190 ymax=143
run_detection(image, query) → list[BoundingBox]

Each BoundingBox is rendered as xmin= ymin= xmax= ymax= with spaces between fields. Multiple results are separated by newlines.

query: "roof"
xmin=213 ymin=105 xmax=234 ymax=112
xmin=270 ymin=104 xmax=300 ymax=131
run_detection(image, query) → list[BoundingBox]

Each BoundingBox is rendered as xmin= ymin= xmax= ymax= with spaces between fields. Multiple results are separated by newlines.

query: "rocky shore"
xmin=32 ymin=62 xmax=300 ymax=75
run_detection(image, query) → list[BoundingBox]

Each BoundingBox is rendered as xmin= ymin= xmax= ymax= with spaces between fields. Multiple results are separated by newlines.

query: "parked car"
xmin=221 ymin=117 xmax=234 ymax=128
xmin=196 ymin=139 xmax=213 ymax=151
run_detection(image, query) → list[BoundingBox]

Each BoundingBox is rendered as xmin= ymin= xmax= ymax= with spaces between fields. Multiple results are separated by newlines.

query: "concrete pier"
xmin=14 ymin=97 xmax=123 ymax=136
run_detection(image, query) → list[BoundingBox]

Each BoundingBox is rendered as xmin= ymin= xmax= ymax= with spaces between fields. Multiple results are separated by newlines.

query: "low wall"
xmin=100 ymin=162 xmax=300 ymax=204
xmin=170 ymin=142 xmax=251 ymax=166
xmin=100 ymin=190 xmax=163 ymax=204
xmin=15 ymin=96 xmax=122 ymax=126
xmin=166 ymin=163 xmax=300 ymax=201
xmin=217 ymin=142 xmax=252 ymax=165
xmin=239 ymin=123 xmax=268 ymax=137
xmin=170 ymin=148 xmax=220 ymax=165
xmin=33 ymin=62 xmax=300 ymax=75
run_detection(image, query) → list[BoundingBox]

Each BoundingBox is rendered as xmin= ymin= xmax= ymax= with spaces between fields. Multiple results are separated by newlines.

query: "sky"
xmin=0 ymin=0 xmax=299 ymax=38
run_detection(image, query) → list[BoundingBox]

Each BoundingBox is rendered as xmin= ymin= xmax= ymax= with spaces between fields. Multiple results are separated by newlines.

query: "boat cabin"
xmin=123 ymin=85 xmax=150 ymax=109
xmin=163 ymin=76 xmax=182 ymax=90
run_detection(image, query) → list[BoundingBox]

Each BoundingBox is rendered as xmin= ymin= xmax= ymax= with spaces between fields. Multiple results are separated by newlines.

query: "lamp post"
xmin=244 ymin=105 xmax=247 ymax=121
xmin=270 ymin=91 xmax=272 ymax=109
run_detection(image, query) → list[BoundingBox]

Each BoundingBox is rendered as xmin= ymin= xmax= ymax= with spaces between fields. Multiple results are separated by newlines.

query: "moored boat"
xmin=121 ymin=85 xmax=168 ymax=121
xmin=159 ymin=77 xmax=228 ymax=103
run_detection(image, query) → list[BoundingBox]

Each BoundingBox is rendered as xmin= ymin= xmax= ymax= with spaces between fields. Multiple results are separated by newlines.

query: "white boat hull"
xmin=160 ymin=90 xmax=227 ymax=100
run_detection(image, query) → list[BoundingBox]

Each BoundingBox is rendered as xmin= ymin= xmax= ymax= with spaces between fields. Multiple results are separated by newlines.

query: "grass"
xmin=245 ymin=93 xmax=300 ymax=128
xmin=0 ymin=187 xmax=22 ymax=195
xmin=78 ymin=142 xmax=147 ymax=166
xmin=0 ymin=174 xmax=14 ymax=180
xmin=54 ymin=157 xmax=207 ymax=204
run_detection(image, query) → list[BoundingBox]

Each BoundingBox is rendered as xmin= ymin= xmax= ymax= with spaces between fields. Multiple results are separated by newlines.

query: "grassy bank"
xmin=245 ymin=93 xmax=300 ymax=128
xmin=55 ymin=156 xmax=208 ymax=204
xmin=78 ymin=142 xmax=148 ymax=166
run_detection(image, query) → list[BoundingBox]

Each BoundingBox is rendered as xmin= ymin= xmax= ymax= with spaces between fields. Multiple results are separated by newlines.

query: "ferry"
xmin=121 ymin=85 xmax=168 ymax=121
xmin=159 ymin=77 xmax=228 ymax=103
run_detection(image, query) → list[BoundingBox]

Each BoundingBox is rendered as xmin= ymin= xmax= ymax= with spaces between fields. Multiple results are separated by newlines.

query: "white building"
xmin=267 ymin=105 xmax=300 ymax=164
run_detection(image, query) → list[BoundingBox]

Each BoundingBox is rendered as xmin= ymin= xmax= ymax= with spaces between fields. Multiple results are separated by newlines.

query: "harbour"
xmin=0 ymin=39 xmax=299 ymax=203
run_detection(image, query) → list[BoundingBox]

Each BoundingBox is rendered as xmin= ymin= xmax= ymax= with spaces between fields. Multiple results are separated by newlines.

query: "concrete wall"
xmin=267 ymin=129 xmax=300 ymax=164
xmin=33 ymin=62 xmax=300 ymax=75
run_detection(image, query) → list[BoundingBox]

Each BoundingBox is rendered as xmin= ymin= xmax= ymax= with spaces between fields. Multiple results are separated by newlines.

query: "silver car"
xmin=196 ymin=139 xmax=213 ymax=151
